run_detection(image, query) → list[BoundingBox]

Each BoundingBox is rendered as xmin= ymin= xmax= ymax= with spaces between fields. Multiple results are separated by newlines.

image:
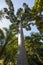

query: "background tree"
xmin=26 ymin=0 xmax=43 ymax=64
xmin=32 ymin=0 xmax=43 ymax=34
xmin=0 ymin=24 xmax=18 ymax=65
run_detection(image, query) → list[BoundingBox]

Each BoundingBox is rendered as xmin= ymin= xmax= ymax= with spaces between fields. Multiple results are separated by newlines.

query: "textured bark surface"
xmin=17 ymin=22 xmax=28 ymax=65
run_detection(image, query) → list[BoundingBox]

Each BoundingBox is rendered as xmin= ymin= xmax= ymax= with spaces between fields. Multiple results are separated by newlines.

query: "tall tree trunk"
xmin=17 ymin=22 xmax=28 ymax=65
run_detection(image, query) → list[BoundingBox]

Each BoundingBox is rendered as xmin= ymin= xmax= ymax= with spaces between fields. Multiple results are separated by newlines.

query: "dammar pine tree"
xmin=0 ymin=0 xmax=34 ymax=65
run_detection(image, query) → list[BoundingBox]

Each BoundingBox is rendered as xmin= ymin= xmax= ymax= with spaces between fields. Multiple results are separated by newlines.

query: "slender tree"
xmin=0 ymin=0 xmax=34 ymax=65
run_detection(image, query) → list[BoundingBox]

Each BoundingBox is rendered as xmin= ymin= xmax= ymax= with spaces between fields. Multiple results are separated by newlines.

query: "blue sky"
xmin=0 ymin=0 xmax=34 ymax=9
xmin=0 ymin=0 xmax=39 ymax=36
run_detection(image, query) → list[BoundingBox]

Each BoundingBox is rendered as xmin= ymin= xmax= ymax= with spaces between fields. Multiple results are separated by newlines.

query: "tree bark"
xmin=17 ymin=22 xmax=28 ymax=65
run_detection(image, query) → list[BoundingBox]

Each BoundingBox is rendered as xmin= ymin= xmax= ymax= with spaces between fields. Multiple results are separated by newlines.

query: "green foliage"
xmin=0 ymin=26 xmax=18 ymax=64
xmin=32 ymin=0 xmax=43 ymax=12
xmin=3 ymin=37 xmax=18 ymax=65
xmin=25 ymin=34 xmax=43 ymax=65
